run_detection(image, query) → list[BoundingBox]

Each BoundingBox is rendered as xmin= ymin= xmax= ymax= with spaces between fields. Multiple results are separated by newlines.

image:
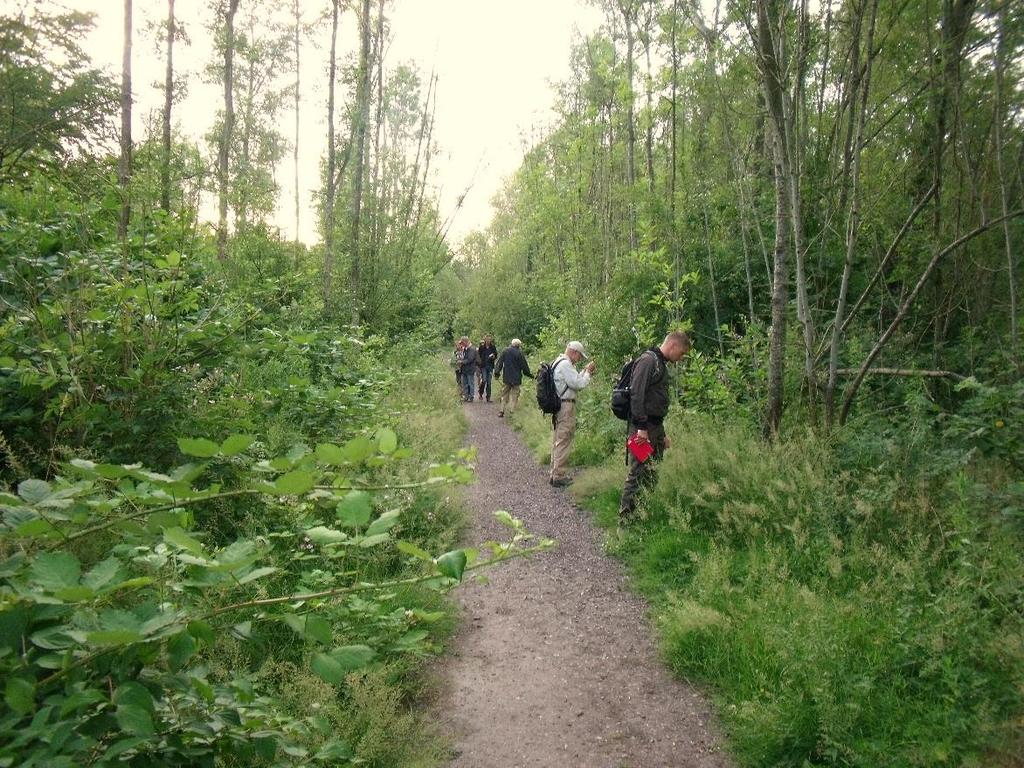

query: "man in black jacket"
xmin=619 ymin=331 xmax=691 ymax=520
xmin=494 ymin=338 xmax=533 ymax=417
xmin=477 ymin=334 xmax=498 ymax=401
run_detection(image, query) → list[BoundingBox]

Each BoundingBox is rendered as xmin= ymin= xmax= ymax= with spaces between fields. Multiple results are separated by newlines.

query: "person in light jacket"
xmin=549 ymin=341 xmax=596 ymax=487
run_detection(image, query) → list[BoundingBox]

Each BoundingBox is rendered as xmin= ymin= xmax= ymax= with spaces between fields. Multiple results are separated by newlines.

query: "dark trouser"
xmin=461 ymin=370 xmax=475 ymax=401
xmin=619 ymin=421 xmax=666 ymax=519
xmin=478 ymin=367 xmax=493 ymax=400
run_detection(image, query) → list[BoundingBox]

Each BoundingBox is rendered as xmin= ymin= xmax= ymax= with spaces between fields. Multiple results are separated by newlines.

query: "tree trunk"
xmin=825 ymin=0 xmax=878 ymax=427
xmin=993 ymin=4 xmax=1019 ymax=372
xmin=216 ymin=0 xmax=240 ymax=262
xmin=118 ymin=0 xmax=133 ymax=243
xmin=619 ymin=0 xmax=637 ymax=252
xmin=765 ymin=140 xmax=789 ymax=439
xmin=349 ymin=0 xmax=372 ymax=327
xmin=160 ymin=0 xmax=174 ymax=213
xmin=293 ymin=0 xmax=301 ymax=266
xmin=322 ymin=0 xmax=339 ymax=308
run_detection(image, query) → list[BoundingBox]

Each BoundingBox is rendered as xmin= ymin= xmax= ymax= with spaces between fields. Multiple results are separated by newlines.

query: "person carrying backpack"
xmin=458 ymin=336 xmax=479 ymax=403
xmin=549 ymin=341 xmax=596 ymax=487
xmin=494 ymin=338 xmax=532 ymax=417
xmin=618 ymin=331 xmax=691 ymax=520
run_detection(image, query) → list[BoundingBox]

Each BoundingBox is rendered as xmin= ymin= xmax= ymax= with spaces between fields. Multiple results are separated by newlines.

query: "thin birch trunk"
xmin=160 ymin=0 xmax=174 ymax=214
xmin=293 ymin=0 xmax=300 ymax=265
xmin=993 ymin=4 xmax=1019 ymax=371
xmin=217 ymin=0 xmax=240 ymax=262
xmin=322 ymin=0 xmax=339 ymax=308
xmin=118 ymin=0 xmax=132 ymax=243
xmin=349 ymin=0 xmax=372 ymax=327
xmin=826 ymin=0 xmax=878 ymax=427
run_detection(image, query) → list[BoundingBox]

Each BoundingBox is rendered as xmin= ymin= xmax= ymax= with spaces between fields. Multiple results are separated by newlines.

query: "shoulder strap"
xmin=551 ymin=357 xmax=569 ymax=398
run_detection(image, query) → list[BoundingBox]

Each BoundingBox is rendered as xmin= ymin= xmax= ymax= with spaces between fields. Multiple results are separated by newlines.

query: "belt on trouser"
xmin=560 ymin=398 xmax=575 ymax=402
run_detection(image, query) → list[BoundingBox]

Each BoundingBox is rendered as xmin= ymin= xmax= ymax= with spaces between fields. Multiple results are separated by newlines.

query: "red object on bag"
xmin=627 ymin=432 xmax=654 ymax=463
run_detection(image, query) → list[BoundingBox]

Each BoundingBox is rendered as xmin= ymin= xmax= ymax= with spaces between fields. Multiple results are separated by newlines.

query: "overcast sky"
xmin=64 ymin=0 xmax=604 ymax=248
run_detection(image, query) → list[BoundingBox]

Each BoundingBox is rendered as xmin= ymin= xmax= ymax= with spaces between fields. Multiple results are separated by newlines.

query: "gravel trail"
xmin=433 ymin=401 xmax=731 ymax=768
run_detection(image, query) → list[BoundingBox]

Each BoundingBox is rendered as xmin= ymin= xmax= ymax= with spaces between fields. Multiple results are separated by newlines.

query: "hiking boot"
xmin=497 ymin=411 xmax=504 ymax=417
xmin=549 ymin=477 xmax=571 ymax=487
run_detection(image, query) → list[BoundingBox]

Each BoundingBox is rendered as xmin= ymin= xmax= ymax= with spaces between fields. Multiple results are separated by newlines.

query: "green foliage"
xmin=0 ymin=431 xmax=549 ymax=766
xmin=573 ymin=410 xmax=1024 ymax=767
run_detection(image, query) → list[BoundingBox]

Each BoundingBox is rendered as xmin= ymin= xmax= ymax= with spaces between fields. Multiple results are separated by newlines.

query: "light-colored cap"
xmin=567 ymin=340 xmax=588 ymax=359
xmin=511 ymin=338 xmax=522 ymax=347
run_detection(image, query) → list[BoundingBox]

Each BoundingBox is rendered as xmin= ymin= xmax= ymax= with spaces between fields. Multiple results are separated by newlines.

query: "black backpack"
xmin=536 ymin=358 xmax=567 ymax=414
xmin=611 ymin=350 xmax=662 ymax=420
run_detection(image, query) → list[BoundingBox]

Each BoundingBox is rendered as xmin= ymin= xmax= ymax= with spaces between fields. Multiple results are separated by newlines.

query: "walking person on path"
xmin=451 ymin=338 xmax=467 ymax=401
xmin=550 ymin=340 xmax=596 ymax=487
xmin=494 ymin=338 xmax=532 ymax=417
xmin=459 ymin=336 xmax=479 ymax=403
xmin=619 ymin=330 xmax=691 ymax=520
xmin=477 ymin=334 xmax=498 ymax=401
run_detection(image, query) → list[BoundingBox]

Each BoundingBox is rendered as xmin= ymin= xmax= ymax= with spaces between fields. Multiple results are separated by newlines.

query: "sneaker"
xmin=497 ymin=412 xmax=504 ymax=418
xmin=549 ymin=478 xmax=571 ymax=487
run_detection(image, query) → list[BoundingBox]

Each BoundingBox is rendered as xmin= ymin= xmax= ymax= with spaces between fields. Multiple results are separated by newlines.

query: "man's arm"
xmin=495 ymin=350 xmax=505 ymax=377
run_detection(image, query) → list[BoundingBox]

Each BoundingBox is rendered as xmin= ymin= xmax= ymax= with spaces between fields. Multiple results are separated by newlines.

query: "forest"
xmin=0 ymin=0 xmax=1021 ymax=766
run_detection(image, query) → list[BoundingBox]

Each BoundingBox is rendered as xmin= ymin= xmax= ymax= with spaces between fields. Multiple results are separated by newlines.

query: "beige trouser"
xmin=550 ymin=400 xmax=576 ymax=481
xmin=499 ymin=382 xmax=520 ymax=414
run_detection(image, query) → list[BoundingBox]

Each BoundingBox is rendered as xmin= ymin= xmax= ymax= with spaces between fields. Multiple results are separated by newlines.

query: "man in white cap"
xmin=494 ymin=338 xmax=533 ymax=417
xmin=549 ymin=340 xmax=596 ymax=486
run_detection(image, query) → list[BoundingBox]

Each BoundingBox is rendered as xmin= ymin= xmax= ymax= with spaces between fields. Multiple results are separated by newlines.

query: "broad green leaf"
xmin=29 ymin=551 xmax=81 ymax=590
xmin=187 ymin=620 xmax=215 ymax=646
xmin=305 ymin=526 xmax=347 ymax=545
xmin=177 ymin=437 xmax=220 ymax=458
xmin=436 ymin=549 xmax=468 ymax=582
xmin=303 ymin=615 xmax=332 ymax=645
xmin=13 ymin=518 xmax=58 ymax=538
xmin=220 ymin=434 xmax=255 ymax=456
xmin=163 ymin=527 xmax=205 ymax=557
xmin=396 ymin=540 xmax=433 ymax=561
xmin=311 ymin=652 xmax=346 ymax=685
xmin=274 ymin=470 xmax=315 ymax=495
xmin=85 ymin=308 xmax=108 ymax=321
xmin=358 ymin=533 xmax=391 ymax=548
xmin=115 ymin=704 xmax=155 ymax=737
xmin=493 ymin=510 xmax=518 ymax=529
xmin=54 ymin=585 xmax=94 ymax=602
xmin=377 ymin=428 xmax=398 ymax=455
xmin=336 ymin=491 xmax=371 ymax=527
xmin=167 ymin=631 xmax=196 ymax=671
xmin=83 ymin=558 xmax=121 ymax=591
xmin=341 ymin=435 xmax=373 ymax=463
xmin=315 ymin=443 xmax=346 ymax=465
xmin=86 ymin=630 xmax=143 ymax=646
xmin=316 ymin=740 xmax=354 ymax=760
xmin=237 ymin=566 xmax=278 ymax=584
xmin=394 ymin=629 xmax=430 ymax=649
xmin=17 ymin=478 xmax=52 ymax=505
xmin=330 ymin=645 xmax=375 ymax=671
xmin=4 ymin=677 xmax=35 ymax=716
xmin=365 ymin=509 xmax=401 ymax=537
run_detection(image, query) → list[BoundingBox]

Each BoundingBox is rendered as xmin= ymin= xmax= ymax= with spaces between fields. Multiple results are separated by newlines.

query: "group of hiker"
xmin=452 ymin=335 xmax=533 ymax=417
xmin=451 ymin=330 xmax=692 ymax=524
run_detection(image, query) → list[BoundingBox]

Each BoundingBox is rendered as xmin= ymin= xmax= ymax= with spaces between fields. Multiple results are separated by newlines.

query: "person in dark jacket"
xmin=494 ymin=338 xmax=533 ymax=417
xmin=477 ymin=334 xmax=498 ymax=401
xmin=458 ymin=337 xmax=479 ymax=403
xmin=619 ymin=331 xmax=691 ymax=520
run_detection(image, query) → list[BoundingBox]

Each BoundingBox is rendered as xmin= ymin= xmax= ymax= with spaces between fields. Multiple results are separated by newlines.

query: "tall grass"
xmin=571 ymin=411 xmax=1023 ymax=767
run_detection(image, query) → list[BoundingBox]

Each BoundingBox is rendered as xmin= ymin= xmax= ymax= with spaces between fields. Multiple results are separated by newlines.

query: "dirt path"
xmin=432 ymin=401 xmax=731 ymax=768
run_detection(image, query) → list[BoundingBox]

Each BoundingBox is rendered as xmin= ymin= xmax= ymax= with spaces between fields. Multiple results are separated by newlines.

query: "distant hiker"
xmin=494 ymin=338 xmax=533 ymax=417
xmin=549 ymin=341 xmax=596 ymax=487
xmin=451 ymin=338 xmax=467 ymax=400
xmin=477 ymin=334 xmax=498 ymax=401
xmin=459 ymin=336 xmax=479 ymax=403
xmin=618 ymin=331 xmax=691 ymax=521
